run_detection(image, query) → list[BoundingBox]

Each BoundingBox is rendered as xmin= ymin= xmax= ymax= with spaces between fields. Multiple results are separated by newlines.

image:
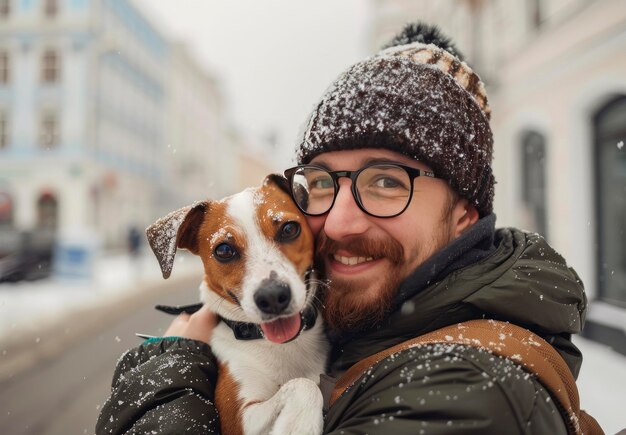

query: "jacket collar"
xmin=393 ymin=213 xmax=496 ymax=308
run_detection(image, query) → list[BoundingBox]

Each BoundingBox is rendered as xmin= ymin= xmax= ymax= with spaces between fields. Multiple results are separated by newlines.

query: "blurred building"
xmin=0 ymin=0 xmax=240 ymax=252
xmin=236 ymin=133 xmax=279 ymax=190
xmin=165 ymin=42 xmax=235 ymax=206
xmin=370 ymin=0 xmax=626 ymax=352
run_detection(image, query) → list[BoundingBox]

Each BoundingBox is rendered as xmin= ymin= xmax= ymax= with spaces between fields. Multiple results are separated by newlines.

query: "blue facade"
xmin=100 ymin=51 xmax=164 ymax=101
xmin=19 ymin=0 xmax=34 ymax=11
xmin=70 ymin=0 xmax=89 ymax=9
xmin=20 ymin=0 xmax=91 ymax=12
xmin=104 ymin=0 xmax=167 ymax=58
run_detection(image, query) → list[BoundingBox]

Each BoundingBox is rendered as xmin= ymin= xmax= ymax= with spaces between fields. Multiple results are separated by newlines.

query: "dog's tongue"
xmin=260 ymin=314 xmax=302 ymax=344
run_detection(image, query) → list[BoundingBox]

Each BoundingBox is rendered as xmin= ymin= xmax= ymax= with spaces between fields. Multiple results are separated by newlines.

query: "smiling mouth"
xmin=332 ymin=254 xmax=375 ymax=265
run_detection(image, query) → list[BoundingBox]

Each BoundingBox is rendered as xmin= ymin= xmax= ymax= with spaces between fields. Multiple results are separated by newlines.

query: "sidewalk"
xmin=572 ymin=335 xmax=626 ymax=433
xmin=0 ymin=250 xmax=200 ymax=381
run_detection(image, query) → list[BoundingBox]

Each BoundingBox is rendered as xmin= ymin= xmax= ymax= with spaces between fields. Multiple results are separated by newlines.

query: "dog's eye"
xmin=214 ymin=243 xmax=237 ymax=262
xmin=278 ymin=221 xmax=301 ymax=242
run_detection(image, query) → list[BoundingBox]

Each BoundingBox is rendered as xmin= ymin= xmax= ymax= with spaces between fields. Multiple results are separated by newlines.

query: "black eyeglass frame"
xmin=283 ymin=163 xmax=438 ymax=218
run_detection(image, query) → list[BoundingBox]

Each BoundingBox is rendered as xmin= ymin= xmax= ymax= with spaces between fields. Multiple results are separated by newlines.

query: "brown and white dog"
xmin=146 ymin=175 xmax=328 ymax=435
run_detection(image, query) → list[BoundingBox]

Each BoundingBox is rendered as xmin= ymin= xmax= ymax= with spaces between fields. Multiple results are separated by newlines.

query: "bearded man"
xmin=97 ymin=23 xmax=589 ymax=434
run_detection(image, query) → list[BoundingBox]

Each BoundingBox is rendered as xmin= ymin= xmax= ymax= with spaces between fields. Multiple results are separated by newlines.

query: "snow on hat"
xmin=295 ymin=23 xmax=495 ymax=216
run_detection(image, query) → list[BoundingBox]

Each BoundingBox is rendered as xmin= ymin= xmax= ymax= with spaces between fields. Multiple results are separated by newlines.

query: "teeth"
xmin=333 ymin=255 xmax=374 ymax=265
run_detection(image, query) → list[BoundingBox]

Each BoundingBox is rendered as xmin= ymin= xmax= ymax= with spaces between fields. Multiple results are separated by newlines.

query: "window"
xmin=0 ymin=50 xmax=8 ymax=84
xmin=41 ymin=49 xmax=60 ymax=83
xmin=0 ymin=111 xmax=8 ymax=148
xmin=44 ymin=0 xmax=57 ymax=17
xmin=37 ymin=192 xmax=58 ymax=229
xmin=0 ymin=0 xmax=9 ymax=19
xmin=0 ymin=191 xmax=13 ymax=227
xmin=594 ymin=96 xmax=626 ymax=307
xmin=40 ymin=112 xmax=59 ymax=148
xmin=528 ymin=0 xmax=542 ymax=29
xmin=520 ymin=131 xmax=548 ymax=238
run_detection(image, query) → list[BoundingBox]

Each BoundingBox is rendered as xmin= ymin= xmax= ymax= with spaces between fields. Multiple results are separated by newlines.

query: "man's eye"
xmin=372 ymin=177 xmax=404 ymax=189
xmin=277 ymin=221 xmax=301 ymax=242
xmin=311 ymin=177 xmax=333 ymax=189
xmin=214 ymin=243 xmax=237 ymax=262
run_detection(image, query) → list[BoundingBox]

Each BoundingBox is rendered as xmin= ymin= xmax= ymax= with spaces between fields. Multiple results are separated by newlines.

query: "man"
xmin=97 ymin=23 xmax=587 ymax=434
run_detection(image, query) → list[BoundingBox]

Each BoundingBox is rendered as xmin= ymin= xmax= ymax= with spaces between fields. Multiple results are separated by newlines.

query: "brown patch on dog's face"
xmin=256 ymin=179 xmax=314 ymax=277
xmin=193 ymin=200 xmax=246 ymax=306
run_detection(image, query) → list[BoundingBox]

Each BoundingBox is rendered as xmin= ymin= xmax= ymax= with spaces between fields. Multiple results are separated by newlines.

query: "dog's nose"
xmin=254 ymin=280 xmax=292 ymax=315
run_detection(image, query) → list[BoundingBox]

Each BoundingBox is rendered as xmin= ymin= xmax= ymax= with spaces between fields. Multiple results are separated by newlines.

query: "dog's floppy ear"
xmin=145 ymin=201 xmax=208 ymax=279
xmin=264 ymin=173 xmax=291 ymax=195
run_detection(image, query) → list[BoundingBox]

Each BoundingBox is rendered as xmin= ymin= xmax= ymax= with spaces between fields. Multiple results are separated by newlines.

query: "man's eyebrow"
xmin=362 ymin=157 xmax=405 ymax=166
xmin=311 ymin=157 xmax=408 ymax=170
xmin=310 ymin=161 xmax=331 ymax=170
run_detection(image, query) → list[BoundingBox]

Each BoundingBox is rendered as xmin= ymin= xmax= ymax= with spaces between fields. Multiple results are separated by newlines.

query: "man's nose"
xmin=322 ymin=178 xmax=369 ymax=240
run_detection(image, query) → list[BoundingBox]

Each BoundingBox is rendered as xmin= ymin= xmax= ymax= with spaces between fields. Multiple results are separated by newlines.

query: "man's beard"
xmin=316 ymin=232 xmax=404 ymax=333
xmin=316 ymin=223 xmax=454 ymax=334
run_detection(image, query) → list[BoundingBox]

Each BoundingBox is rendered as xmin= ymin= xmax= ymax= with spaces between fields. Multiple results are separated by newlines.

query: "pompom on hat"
xmin=295 ymin=22 xmax=495 ymax=217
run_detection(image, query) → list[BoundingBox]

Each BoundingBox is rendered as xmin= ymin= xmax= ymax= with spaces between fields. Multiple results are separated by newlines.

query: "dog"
xmin=146 ymin=174 xmax=328 ymax=435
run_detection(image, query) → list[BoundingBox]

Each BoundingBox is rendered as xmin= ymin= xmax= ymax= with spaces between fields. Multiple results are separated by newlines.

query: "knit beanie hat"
xmin=295 ymin=23 xmax=495 ymax=216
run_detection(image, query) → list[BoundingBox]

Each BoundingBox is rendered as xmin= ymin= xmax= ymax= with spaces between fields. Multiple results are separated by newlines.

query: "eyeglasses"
xmin=284 ymin=163 xmax=438 ymax=218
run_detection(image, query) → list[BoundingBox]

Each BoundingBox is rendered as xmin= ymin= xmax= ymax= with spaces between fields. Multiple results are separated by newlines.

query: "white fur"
xmin=210 ymin=317 xmax=327 ymax=435
xmin=201 ymin=283 xmax=249 ymax=323
xmin=210 ymin=317 xmax=328 ymax=401
xmin=243 ymin=378 xmax=324 ymax=435
xmin=197 ymin=188 xmax=328 ymax=435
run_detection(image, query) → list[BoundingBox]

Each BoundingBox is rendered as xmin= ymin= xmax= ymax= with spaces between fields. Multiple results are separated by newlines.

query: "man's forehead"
xmin=310 ymin=148 xmax=431 ymax=170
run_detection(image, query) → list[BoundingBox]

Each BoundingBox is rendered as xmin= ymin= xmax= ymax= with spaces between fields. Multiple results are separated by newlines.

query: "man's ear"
xmin=453 ymin=200 xmax=479 ymax=238
xmin=264 ymin=173 xmax=291 ymax=195
xmin=145 ymin=201 xmax=208 ymax=279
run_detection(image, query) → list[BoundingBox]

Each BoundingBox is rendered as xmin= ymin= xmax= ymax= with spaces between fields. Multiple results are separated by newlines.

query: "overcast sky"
xmin=132 ymin=0 xmax=372 ymax=167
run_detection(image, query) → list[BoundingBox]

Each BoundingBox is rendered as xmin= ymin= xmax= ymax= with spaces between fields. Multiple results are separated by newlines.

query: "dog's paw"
xmin=270 ymin=378 xmax=324 ymax=435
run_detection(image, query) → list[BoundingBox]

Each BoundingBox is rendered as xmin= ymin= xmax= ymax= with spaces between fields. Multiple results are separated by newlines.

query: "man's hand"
xmin=163 ymin=304 xmax=218 ymax=344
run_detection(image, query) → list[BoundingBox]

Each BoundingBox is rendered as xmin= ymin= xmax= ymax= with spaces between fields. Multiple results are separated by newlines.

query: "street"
xmin=0 ymin=280 xmax=201 ymax=435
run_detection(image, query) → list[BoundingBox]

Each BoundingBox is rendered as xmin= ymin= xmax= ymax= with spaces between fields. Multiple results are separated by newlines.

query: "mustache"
xmin=316 ymin=231 xmax=404 ymax=265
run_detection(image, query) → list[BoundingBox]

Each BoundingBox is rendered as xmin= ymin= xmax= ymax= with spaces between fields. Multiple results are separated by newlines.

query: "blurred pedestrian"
xmin=127 ymin=226 xmax=141 ymax=258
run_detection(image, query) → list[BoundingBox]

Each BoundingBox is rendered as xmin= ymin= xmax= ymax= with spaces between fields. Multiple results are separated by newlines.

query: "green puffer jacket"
xmin=323 ymin=226 xmax=586 ymax=434
xmin=96 ymin=224 xmax=587 ymax=435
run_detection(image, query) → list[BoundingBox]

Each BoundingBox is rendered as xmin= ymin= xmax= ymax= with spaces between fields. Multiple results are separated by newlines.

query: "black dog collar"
xmin=221 ymin=306 xmax=318 ymax=341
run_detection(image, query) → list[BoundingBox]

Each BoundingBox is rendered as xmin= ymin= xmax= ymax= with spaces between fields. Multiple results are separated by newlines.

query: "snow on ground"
xmin=0 ymin=250 xmax=196 ymax=344
xmin=0 ymin=254 xmax=624 ymax=433
xmin=574 ymin=335 xmax=626 ymax=434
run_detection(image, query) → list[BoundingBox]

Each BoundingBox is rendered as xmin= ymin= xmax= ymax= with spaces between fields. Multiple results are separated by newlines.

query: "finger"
xmin=175 ymin=312 xmax=191 ymax=323
xmin=189 ymin=305 xmax=218 ymax=327
xmin=163 ymin=313 xmax=191 ymax=336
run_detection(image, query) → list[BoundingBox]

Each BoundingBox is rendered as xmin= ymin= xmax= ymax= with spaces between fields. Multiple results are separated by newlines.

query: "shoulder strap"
xmin=329 ymin=319 xmax=603 ymax=435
